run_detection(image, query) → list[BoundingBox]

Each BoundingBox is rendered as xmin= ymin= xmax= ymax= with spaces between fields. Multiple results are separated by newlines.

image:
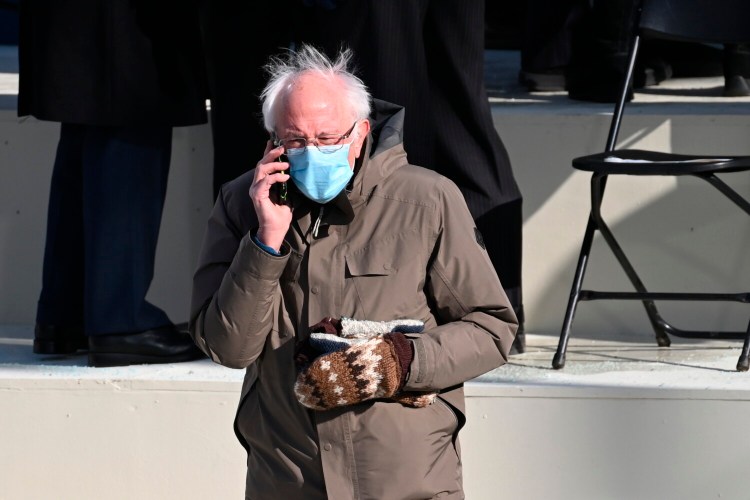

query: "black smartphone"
xmin=272 ymin=153 xmax=288 ymax=203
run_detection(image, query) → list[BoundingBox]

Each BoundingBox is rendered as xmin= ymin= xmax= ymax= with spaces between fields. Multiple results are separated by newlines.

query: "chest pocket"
xmin=344 ymin=239 xmax=425 ymax=319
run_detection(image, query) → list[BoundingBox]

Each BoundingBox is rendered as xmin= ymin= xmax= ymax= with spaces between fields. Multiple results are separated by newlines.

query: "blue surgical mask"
xmin=288 ymin=144 xmax=354 ymax=204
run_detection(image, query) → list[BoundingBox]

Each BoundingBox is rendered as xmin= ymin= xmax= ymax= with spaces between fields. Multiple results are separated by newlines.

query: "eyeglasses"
xmin=274 ymin=121 xmax=358 ymax=156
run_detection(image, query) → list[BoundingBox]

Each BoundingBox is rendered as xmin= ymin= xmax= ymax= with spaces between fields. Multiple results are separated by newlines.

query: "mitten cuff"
xmin=384 ymin=332 xmax=414 ymax=389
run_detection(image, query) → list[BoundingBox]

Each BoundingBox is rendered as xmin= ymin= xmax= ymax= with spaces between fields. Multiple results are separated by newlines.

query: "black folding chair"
xmin=552 ymin=0 xmax=750 ymax=371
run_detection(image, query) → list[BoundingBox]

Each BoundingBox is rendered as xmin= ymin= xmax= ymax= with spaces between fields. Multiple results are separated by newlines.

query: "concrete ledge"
xmin=4 ymin=330 xmax=750 ymax=500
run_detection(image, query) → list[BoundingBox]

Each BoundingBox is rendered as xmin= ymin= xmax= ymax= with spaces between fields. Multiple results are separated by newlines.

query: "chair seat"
xmin=573 ymin=149 xmax=750 ymax=175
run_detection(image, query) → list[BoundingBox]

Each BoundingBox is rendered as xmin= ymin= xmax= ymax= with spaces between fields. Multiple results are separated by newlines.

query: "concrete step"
xmin=3 ymin=327 xmax=750 ymax=499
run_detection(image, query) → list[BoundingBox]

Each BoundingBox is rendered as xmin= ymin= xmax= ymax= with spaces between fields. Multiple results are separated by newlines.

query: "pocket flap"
xmin=345 ymin=250 xmax=399 ymax=277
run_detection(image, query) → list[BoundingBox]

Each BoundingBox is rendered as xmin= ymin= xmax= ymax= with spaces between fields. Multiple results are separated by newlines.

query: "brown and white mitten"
xmin=295 ymin=333 xmax=407 ymax=410
xmin=296 ymin=316 xmax=438 ymax=410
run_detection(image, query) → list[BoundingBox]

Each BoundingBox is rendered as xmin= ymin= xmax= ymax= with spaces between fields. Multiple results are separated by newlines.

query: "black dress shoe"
xmin=88 ymin=324 xmax=205 ymax=367
xmin=518 ymin=68 xmax=567 ymax=92
xmin=34 ymin=324 xmax=87 ymax=355
xmin=724 ymin=75 xmax=750 ymax=97
xmin=723 ymin=43 xmax=750 ymax=97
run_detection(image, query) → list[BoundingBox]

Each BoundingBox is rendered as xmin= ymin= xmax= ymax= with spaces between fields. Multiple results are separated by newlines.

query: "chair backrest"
xmin=639 ymin=0 xmax=750 ymax=44
xmin=605 ymin=0 xmax=750 ymax=151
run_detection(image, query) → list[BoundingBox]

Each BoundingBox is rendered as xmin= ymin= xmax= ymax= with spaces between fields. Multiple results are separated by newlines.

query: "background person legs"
xmin=35 ymin=124 xmax=203 ymax=366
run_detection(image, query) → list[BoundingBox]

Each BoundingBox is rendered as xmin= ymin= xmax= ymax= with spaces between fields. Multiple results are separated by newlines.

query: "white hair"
xmin=260 ymin=44 xmax=372 ymax=133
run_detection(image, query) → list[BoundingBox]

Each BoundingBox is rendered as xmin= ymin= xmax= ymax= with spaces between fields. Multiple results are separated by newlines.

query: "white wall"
xmin=1 ymin=101 xmax=749 ymax=340
xmin=3 ymin=375 xmax=749 ymax=500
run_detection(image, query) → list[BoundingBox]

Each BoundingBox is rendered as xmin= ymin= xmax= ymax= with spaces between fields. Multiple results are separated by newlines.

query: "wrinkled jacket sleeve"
xmin=404 ymin=177 xmax=518 ymax=391
xmin=189 ymin=186 xmax=289 ymax=369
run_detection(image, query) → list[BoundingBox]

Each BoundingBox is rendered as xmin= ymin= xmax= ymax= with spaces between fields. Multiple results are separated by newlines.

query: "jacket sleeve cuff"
xmin=228 ymin=232 xmax=290 ymax=288
xmin=404 ymin=336 xmax=427 ymax=388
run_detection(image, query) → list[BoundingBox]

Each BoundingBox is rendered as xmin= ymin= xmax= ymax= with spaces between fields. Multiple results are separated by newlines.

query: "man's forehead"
xmin=284 ymin=76 xmax=343 ymax=108
xmin=276 ymin=77 xmax=353 ymax=131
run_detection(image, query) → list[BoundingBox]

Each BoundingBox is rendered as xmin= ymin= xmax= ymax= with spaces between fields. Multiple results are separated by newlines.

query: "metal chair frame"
xmin=552 ymin=0 xmax=750 ymax=371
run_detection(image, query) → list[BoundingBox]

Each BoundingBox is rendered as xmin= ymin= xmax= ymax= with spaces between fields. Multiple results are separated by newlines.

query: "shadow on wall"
xmin=510 ymin=99 xmax=750 ymax=227
xmin=506 ymin=106 xmax=750 ymax=341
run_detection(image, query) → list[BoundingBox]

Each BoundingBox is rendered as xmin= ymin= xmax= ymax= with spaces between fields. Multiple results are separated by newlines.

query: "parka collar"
xmin=350 ymin=99 xmax=408 ymax=206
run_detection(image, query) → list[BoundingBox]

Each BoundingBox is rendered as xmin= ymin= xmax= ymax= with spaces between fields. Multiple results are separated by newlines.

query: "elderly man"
xmin=190 ymin=44 xmax=518 ymax=499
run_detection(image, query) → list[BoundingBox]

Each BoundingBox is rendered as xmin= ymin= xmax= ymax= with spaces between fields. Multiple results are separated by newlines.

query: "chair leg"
xmin=699 ymin=173 xmax=750 ymax=371
xmin=737 ymin=319 xmax=750 ymax=372
xmin=593 ymin=217 xmax=672 ymax=347
xmin=590 ymin=174 xmax=671 ymax=348
xmin=553 ymin=217 xmax=597 ymax=370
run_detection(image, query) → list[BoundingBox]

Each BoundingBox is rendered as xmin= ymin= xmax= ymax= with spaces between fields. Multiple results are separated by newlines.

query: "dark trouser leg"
xmin=35 ymin=124 xmax=87 ymax=353
xmin=81 ymin=125 xmax=172 ymax=336
xmin=521 ymin=0 xmax=581 ymax=73
xmin=519 ymin=0 xmax=584 ymax=91
xmin=476 ymin=199 xmax=525 ymax=353
xmin=566 ymin=0 xmax=638 ymax=103
xmin=37 ymin=124 xmax=85 ymax=326
xmin=425 ymin=0 xmax=525 ymax=351
xmin=476 ymin=200 xmax=523 ymax=308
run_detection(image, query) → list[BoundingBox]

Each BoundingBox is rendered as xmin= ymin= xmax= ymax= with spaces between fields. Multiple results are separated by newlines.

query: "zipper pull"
xmin=312 ymin=206 xmax=325 ymax=238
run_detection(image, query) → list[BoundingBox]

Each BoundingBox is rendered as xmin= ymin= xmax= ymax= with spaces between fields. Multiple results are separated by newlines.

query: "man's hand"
xmin=249 ymin=141 xmax=293 ymax=251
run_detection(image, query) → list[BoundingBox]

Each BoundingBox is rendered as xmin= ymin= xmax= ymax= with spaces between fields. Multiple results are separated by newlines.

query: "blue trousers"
xmin=36 ymin=123 xmax=173 ymax=336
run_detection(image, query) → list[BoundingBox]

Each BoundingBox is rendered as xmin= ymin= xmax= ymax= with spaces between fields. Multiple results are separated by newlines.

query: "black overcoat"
xmin=18 ymin=0 xmax=208 ymax=127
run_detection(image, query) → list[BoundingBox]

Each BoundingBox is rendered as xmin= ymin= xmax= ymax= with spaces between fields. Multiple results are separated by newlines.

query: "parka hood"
xmin=350 ymin=98 xmax=409 ymax=204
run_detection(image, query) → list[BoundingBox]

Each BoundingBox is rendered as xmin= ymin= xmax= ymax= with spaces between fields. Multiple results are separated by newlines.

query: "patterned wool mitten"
xmin=295 ymin=332 xmax=410 ymax=410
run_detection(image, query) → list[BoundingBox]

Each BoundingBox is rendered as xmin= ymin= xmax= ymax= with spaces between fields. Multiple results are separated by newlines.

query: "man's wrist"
xmin=252 ymin=233 xmax=282 ymax=256
xmin=254 ymin=229 xmax=285 ymax=254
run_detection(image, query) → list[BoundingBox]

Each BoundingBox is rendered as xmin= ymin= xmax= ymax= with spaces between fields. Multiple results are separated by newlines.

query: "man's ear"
xmin=352 ymin=119 xmax=371 ymax=158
